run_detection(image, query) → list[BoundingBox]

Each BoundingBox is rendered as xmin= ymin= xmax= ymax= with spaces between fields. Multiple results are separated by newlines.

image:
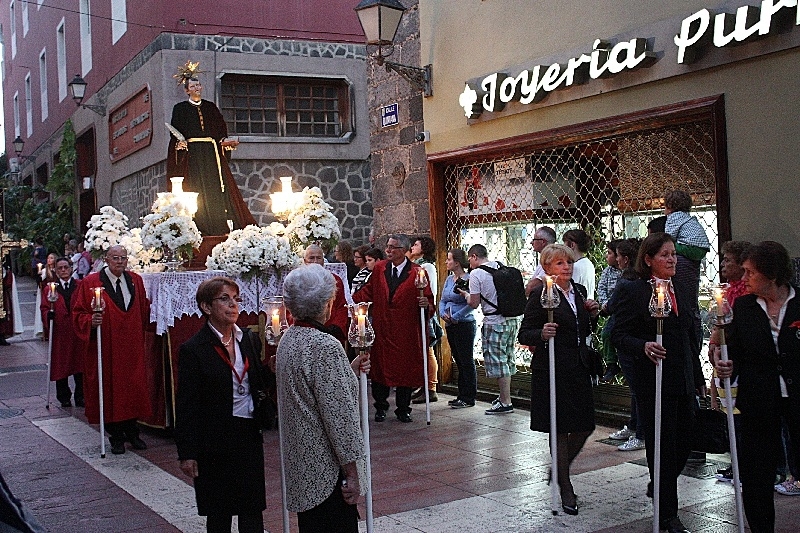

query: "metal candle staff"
xmin=348 ymin=302 xmax=376 ymax=533
xmin=540 ymin=275 xmax=561 ymax=516
xmin=648 ymin=279 xmax=672 ymax=533
xmin=711 ymin=285 xmax=745 ymax=533
xmin=44 ymin=282 xmax=58 ymax=409
xmin=414 ymin=268 xmax=432 ymax=425
xmin=91 ymin=287 xmax=107 ymax=458
xmin=265 ymin=296 xmax=291 ymax=533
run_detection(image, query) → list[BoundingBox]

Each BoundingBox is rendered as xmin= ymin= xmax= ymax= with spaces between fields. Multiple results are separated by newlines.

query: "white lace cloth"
xmin=142 ymin=264 xmax=352 ymax=334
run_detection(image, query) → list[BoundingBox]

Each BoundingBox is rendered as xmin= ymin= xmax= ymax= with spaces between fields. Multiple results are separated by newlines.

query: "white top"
xmin=532 ymin=264 xmax=545 ymax=281
xmin=104 ymin=267 xmax=131 ymax=309
xmin=571 ymin=256 xmax=596 ymax=301
xmin=469 ymin=261 xmax=505 ymax=325
xmin=756 ymin=285 xmax=795 ymax=398
xmin=420 ymin=262 xmax=438 ymax=299
xmin=207 ymin=322 xmax=253 ymax=418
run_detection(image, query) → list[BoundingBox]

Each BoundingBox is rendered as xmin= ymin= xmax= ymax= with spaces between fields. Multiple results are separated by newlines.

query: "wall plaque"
xmin=109 ymin=86 xmax=152 ymax=162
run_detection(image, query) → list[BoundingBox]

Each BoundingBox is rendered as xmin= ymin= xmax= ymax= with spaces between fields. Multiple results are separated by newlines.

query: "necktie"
xmin=393 ymin=266 xmax=399 ymax=280
xmin=115 ymin=278 xmax=123 ymax=306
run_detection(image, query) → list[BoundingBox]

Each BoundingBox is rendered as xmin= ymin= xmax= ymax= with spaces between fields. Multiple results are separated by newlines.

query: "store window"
xmin=220 ymin=74 xmax=350 ymax=138
xmin=439 ymin=100 xmax=726 ymax=381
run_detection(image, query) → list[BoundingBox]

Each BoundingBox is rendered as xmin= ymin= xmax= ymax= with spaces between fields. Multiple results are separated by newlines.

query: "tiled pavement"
xmin=1 ymin=275 xmax=796 ymax=532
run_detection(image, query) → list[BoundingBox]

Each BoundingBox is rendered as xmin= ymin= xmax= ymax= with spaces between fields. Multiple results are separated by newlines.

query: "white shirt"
xmin=207 ymin=322 xmax=254 ymax=418
xmin=390 ymin=258 xmax=408 ymax=280
xmin=104 ymin=267 xmax=131 ymax=309
xmin=469 ymin=261 xmax=505 ymax=325
xmin=756 ymin=286 xmax=795 ymax=398
xmin=571 ymin=256 xmax=596 ymax=301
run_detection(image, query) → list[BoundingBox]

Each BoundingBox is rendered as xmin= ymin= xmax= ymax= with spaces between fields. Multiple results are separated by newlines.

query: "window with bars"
xmin=220 ymin=74 xmax=349 ymax=138
xmin=442 ymin=119 xmax=722 ymax=380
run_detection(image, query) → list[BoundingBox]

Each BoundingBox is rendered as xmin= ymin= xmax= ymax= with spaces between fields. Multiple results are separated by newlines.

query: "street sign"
xmin=380 ymin=103 xmax=399 ymax=128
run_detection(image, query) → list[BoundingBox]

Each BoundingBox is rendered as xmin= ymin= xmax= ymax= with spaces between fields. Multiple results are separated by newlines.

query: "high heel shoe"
xmin=560 ymin=487 xmax=578 ymax=515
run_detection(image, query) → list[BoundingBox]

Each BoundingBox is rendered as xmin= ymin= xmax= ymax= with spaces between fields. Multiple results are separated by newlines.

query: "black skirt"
xmin=530 ymin=361 xmax=595 ymax=434
xmin=194 ymin=417 xmax=266 ymax=516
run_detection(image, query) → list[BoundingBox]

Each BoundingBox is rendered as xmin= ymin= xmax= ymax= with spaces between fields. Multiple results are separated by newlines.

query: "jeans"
xmin=617 ymin=349 xmax=644 ymax=440
xmin=446 ymin=321 xmax=477 ymax=404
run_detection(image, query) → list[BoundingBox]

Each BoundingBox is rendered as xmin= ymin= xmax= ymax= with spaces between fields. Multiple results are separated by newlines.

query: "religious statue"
xmin=167 ymin=61 xmax=256 ymax=236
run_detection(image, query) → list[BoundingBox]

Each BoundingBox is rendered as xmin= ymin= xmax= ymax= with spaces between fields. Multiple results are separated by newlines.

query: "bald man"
xmin=303 ymin=245 xmax=348 ymax=346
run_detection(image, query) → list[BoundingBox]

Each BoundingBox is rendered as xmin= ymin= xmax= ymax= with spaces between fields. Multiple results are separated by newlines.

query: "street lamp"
xmin=355 ymin=0 xmax=433 ymax=97
xmin=68 ymin=74 xmax=106 ymax=116
xmin=12 ymin=136 xmax=34 ymax=162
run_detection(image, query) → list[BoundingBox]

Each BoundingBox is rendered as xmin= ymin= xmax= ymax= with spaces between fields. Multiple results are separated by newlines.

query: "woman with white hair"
xmin=276 ymin=264 xmax=369 ymax=532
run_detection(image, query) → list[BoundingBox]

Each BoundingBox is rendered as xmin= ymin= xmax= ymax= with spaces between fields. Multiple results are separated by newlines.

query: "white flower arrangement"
xmin=140 ymin=196 xmax=202 ymax=262
xmin=284 ymin=186 xmax=341 ymax=253
xmin=84 ymin=206 xmax=131 ymax=260
xmin=205 ymin=224 xmax=300 ymax=281
xmin=120 ymin=228 xmax=165 ymax=273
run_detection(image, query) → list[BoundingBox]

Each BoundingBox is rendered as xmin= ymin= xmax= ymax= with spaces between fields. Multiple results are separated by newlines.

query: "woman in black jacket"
xmin=611 ymin=233 xmax=704 ymax=533
xmin=175 ymin=277 xmax=269 ymax=533
xmin=715 ymin=241 xmax=800 ymax=533
xmin=518 ymin=243 xmax=599 ymax=515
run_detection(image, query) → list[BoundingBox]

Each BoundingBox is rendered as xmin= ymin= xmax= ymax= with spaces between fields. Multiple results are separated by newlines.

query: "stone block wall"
xmin=366 ymin=0 xmax=430 ymax=243
xmin=110 ymin=159 xmax=373 ymax=245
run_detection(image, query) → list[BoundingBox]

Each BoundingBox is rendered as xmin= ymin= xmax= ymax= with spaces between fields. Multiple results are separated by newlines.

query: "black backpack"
xmin=477 ymin=262 xmax=527 ymax=317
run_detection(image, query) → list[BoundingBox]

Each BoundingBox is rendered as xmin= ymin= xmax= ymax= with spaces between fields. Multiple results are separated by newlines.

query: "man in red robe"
xmin=353 ymin=234 xmax=434 ymax=423
xmin=303 ymin=244 xmax=348 ymax=346
xmin=73 ymin=246 xmax=152 ymax=454
xmin=40 ymin=257 xmax=85 ymax=407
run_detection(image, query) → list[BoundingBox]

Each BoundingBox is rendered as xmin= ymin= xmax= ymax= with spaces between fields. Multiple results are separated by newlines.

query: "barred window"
xmin=220 ymin=74 xmax=349 ymax=138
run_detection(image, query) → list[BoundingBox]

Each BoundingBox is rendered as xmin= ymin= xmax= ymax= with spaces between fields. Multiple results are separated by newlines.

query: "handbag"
xmin=691 ymin=407 xmax=729 ymax=454
xmin=581 ymin=346 xmax=604 ymax=384
xmin=252 ymin=389 xmax=277 ymax=431
xmin=428 ymin=315 xmax=444 ymax=348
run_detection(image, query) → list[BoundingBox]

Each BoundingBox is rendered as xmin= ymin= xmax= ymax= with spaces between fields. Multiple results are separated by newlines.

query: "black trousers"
xmin=372 ymin=382 xmax=412 ymax=416
xmin=297 ymin=480 xmax=358 ymax=533
xmin=740 ymin=397 xmax=800 ymax=533
xmin=206 ymin=511 xmax=263 ymax=533
xmin=55 ymin=373 xmax=83 ymax=404
xmin=105 ymin=418 xmax=139 ymax=445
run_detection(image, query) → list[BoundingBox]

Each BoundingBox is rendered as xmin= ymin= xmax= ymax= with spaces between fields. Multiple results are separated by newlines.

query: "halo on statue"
xmin=173 ymin=60 xmax=205 ymax=84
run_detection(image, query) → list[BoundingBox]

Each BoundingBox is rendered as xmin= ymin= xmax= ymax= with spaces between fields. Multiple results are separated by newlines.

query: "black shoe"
xmin=0 ymin=337 xmax=9 ymax=346
xmin=396 ymin=413 xmax=412 ymax=423
xmin=60 ymin=400 xmax=72 ymax=408
xmin=374 ymin=409 xmax=387 ymax=422
xmin=410 ymin=388 xmax=424 ymax=400
xmin=561 ymin=503 xmax=578 ymax=516
xmin=600 ymin=363 xmax=620 ymax=383
xmin=660 ymin=516 xmax=690 ymax=533
xmin=129 ymin=436 xmax=147 ymax=450
xmin=560 ymin=488 xmax=578 ymax=515
xmin=74 ymin=398 xmax=85 ymax=408
xmin=111 ymin=442 xmax=126 ymax=455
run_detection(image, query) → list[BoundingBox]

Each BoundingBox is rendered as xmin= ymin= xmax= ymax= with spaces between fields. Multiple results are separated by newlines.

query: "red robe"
xmin=353 ymin=260 xmax=434 ymax=388
xmin=40 ymin=280 xmax=85 ymax=381
xmin=73 ymin=270 xmax=152 ymax=424
xmin=0 ymin=268 xmax=13 ymax=337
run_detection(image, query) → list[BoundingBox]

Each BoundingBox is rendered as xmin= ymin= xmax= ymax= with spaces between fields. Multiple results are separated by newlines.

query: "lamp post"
xmin=68 ymin=74 xmax=106 ymax=116
xmin=355 ymin=0 xmax=433 ymax=97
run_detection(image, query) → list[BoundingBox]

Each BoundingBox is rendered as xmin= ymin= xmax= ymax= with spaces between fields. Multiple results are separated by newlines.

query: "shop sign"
xmin=109 ymin=86 xmax=152 ymax=162
xmin=380 ymin=103 xmax=399 ymax=127
xmin=459 ymin=0 xmax=800 ymax=121
xmin=493 ymin=158 xmax=526 ymax=181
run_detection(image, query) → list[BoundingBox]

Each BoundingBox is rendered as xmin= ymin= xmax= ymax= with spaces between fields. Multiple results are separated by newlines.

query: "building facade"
xmin=2 ymin=1 xmax=373 ymax=243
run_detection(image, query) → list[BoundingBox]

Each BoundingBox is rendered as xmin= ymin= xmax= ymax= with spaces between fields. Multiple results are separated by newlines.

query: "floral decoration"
xmin=119 ymin=228 xmax=165 ymax=273
xmin=284 ymin=186 xmax=341 ymax=253
xmin=84 ymin=206 xmax=131 ymax=260
xmin=205 ymin=224 xmax=300 ymax=281
xmin=140 ymin=195 xmax=202 ymax=262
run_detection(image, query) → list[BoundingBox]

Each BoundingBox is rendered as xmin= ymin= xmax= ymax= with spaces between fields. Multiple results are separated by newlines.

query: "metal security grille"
xmin=443 ymin=120 xmax=720 ymax=377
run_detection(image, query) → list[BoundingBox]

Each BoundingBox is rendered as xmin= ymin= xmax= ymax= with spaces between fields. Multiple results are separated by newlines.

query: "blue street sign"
xmin=381 ymin=103 xmax=399 ymax=128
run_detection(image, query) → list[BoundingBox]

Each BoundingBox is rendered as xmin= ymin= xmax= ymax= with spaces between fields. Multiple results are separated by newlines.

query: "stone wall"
xmin=366 ymin=0 xmax=429 ymax=242
xmin=110 ymin=159 xmax=372 ymax=245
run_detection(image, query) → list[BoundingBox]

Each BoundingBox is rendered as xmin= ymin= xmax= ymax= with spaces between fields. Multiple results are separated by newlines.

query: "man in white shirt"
xmin=563 ymin=229 xmax=596 ymax=300
xmin=460 ymin=244 xmax=520 ymax=414
xmin=526 ymin=226 xmax=557 ymax=297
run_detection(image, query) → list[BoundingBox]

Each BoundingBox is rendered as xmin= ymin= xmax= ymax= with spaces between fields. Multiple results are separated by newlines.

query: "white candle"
xmin=48 ymin=282 xmax=56 ymax=295
xmin=545 ymin=275 xmax=554 ymax=304
xmin=657 ymin=285 xmax=665 ymax=311
xmin=93 ymin=287 xmax=102 ymax=310
xmin=357 ymin=312 xmax=366 ymax=338
xmin=271 ymin=310 xmax=280 ymax=336
xmin=37 ymin=263 xmax=43 ymax=275
xmin=417 ymin=269 xmax=426 ymax=285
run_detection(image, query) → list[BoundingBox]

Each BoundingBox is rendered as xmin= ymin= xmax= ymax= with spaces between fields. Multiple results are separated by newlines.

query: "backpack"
xmin=477 ymin=262 xmax=527 ymax=317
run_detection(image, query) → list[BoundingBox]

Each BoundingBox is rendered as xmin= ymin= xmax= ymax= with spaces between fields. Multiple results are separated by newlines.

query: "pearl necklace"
xmin=221 ymin=333 xmax=233 ymax=347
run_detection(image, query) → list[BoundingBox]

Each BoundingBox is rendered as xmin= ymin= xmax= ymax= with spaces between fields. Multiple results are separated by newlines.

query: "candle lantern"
xmin=414 ymin=268 xmax=428 ymax=291
xmin=709 ymin=284 xmax=733 ymax=327
xmin=540 ymin=275 xmax=561 ymax=318
xmin=347 ymin=302 xmax=375 ymax=349
xmin=91 ymin=287 xmax=106 ymax=312
xmin=264 ymin=296 xmax=288 ymax=346
xmin=47 ymin=282 xmax=58 ymax=303
xmin=648 ymin=279 xmax=672 ymax=320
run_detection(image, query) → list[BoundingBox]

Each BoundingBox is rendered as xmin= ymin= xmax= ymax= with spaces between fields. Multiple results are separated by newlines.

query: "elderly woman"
xmin=715 ymin=241 xmax=800 ymax=533
xmin=518 ymin=243 xmax=599 ymax=515
xmin=277 ymin=264 xmax=368 ymax=532
xmin=175 ymin=277 xmax=269 ymax=533
xmin=611 ymin=233 xmax=704 ymax=533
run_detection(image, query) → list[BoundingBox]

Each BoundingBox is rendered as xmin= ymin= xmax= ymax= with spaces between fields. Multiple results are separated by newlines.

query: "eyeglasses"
xmin=385 ymin=245 xmax=405 ymax=250
xmin=531 ymin=238 xmax=546 ymax=243
xmin=108 ymin=255 xmax=128 ymax=262
xmin=213 ymin=295 xmax=243 ymax=305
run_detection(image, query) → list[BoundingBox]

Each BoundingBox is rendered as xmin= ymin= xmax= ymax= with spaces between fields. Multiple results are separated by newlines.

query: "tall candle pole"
xmin=44 ymin=282 xmax=58 ymax=409
xmin=92 ymin=287 xmax=107 ymax=459
xmin=540 ymin=275 xmax=561 ymax=515
xmin=348 ymin=302 xmax=375 ymax=533
xmin=712 ymin=286 xmax=745 ymax=533
xmin=415 ymin=268 xmax=431 ymax=425
xmin=648 ymin=280 xmax=671 ymax=533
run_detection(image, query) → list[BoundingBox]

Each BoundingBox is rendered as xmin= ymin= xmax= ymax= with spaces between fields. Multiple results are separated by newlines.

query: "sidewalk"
xmin=1 ymin=274 xmax=794 ymax=532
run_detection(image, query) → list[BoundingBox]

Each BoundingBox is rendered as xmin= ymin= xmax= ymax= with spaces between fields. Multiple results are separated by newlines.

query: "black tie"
xmin=115 ymin=279 xmax=123 ymax=307
xmin=393 ymin=266 xmax=399 ymax=280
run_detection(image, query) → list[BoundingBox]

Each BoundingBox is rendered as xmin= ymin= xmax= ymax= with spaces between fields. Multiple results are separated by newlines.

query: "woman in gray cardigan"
xmin=275 ymin=264 xmax=370 ymax=533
